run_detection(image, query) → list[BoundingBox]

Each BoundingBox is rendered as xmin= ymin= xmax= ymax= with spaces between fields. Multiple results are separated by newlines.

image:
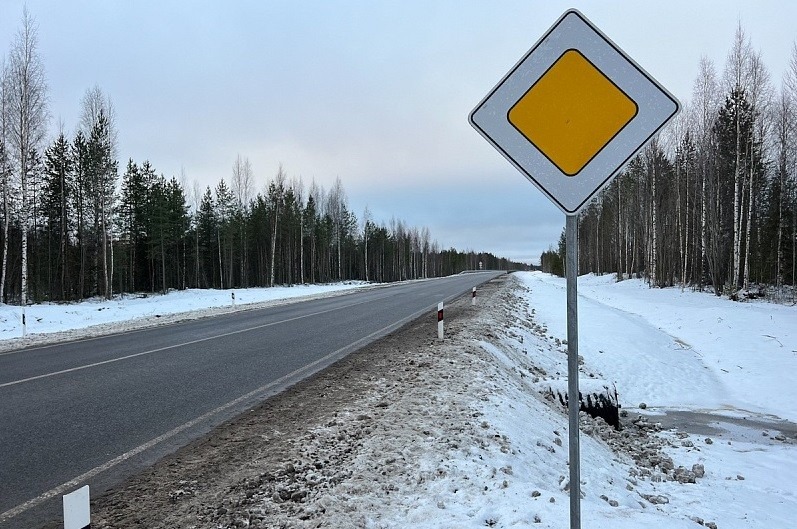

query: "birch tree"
xmin=80 ymin=86 xmax=117 ymax=298
xmin=770 ymin=87 xmax=793 ymax=294
xmin=0 ymin=58 xmax=10 ymax=302
xmin=690 ymin=56 xmax=721 ymax=289
xmin=784 ymin=43 xmax=797 ymax=296
xmin=327 ymin=177 xmax=346 ymax=280
xmin=267 ymin=165 xmax=285 ymax=286
xmin=231 ymin=154 xmax=253 ymax=286
xmin=291 ymin=177 xmax=305 ymax=284
xmin=742 ymin=50 xmax=772 ymax=290
xmin=5 ymin=8 xmax=48 ymax=306
xmin=722 ymin=23 xmax=754 ymax=292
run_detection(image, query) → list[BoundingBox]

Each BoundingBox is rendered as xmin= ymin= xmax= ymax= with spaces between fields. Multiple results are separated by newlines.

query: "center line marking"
xmin=0 ymin=296 xmax=382 ymax=389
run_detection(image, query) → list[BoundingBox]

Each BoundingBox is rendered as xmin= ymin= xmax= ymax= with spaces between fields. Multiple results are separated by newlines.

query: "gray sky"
xmin=2 ymin=1 xmax=795 ymax=264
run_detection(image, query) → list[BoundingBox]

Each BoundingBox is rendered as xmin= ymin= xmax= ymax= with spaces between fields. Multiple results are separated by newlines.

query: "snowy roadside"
xmin=0 ymin=282 xmax=374 ymax=352
xmin=88 ymin=272 xmax=796 ymax=528
xmin=523 ymin=271 xmax=797 ymax=423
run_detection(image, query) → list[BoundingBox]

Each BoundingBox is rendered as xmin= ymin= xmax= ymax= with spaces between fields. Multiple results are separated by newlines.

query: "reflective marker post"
xmin=63 ymin=485 xmax=90 ymax=529
xmin=437 ymin=302 xmax=444 ymax=340
xmin=566 ymin=214 xmax=580 ymax=529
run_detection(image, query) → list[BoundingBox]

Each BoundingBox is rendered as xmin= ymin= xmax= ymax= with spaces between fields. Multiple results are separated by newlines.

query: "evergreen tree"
xmin=42 ymin=132 xmax=73 ymax=300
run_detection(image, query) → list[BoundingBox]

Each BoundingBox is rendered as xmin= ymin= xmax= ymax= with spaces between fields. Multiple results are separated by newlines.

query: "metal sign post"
xmin=565 ymin=214 xmax=580 ymax=527
xmin=468 ymin=9 xmax=680 ymax=529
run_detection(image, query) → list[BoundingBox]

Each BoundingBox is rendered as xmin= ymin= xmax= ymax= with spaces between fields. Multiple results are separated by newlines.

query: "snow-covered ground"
xmin=8 ymin=274 xmax=796 ymax=528
xmin=525 ymin=272 xmax=797 ymax=423
xmin=494 ymin=272 xmax=797 ymax=528
xmin=0 ymin=282 xmax=369 ymax=350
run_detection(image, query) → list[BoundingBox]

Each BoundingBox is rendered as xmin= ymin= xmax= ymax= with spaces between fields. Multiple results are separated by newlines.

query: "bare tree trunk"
xmin=650 ymin=149 xmax=658 ymax=287
xmin=269 ymin=166 xmax=285 ymax=287
xmin=217 ymin=227 xmax=223 ymax=288
xmin=21 ymin=146 xmax=28 ymax=305
xmin=0 ymin=178 xmax=8 ymax=303
xmin=270 ymin=201 xmax=279 ymax=286
xmin=682 ymin=161 xmax=690 ymax=287
xmin=101 ymin=195 xmax=109 ymax=298
xmin=195 ymin=226 xmax=199 ymax=287
xmin=676 ymin=159 xmax=684 ymax=285
xmin=0 ymin=66 xmax=8 ymax=303
xmin=616 ymin=181 xmax=623 ymax=280
xmin=299 ymin=209 xmax=305 ymax=284
xmin=742 ymin=160 xmax=754 ymax=291
xmin=776 ymin=169 xmax=784 ymax=293
xmin=701 ymin=163 xmax=707 ymax=290
xmin=731 ymin=104 xmax=742 ymax=292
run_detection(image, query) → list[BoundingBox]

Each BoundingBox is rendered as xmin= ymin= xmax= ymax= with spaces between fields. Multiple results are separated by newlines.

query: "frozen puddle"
xmin=634 ymin=409 xmax=797 ymax=445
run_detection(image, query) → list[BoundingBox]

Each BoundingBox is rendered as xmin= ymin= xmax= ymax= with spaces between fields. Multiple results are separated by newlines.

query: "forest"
xmin=0 ymin=11 xmax=526 ymax=305
xmin=541 ymin=26 xmax=797 ymax=300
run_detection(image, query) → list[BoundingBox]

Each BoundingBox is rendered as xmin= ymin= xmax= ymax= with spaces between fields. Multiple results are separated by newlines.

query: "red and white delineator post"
xmin=437 ymin=302 xmax=444 ymax=339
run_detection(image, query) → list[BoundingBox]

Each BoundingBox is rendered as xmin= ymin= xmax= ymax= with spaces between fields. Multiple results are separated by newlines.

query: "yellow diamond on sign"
xmin=508 ymin=49 xmax=638 ymax=176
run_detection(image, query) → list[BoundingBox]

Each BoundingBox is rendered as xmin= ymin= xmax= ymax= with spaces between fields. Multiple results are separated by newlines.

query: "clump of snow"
xmin=535 ymin=378 xmax=619 ymax=427
xmin=535 ymin=378 xmax=618 ymax=408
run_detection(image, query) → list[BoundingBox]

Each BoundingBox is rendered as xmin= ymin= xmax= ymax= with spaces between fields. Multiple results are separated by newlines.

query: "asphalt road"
xmin=0 ymin=272 xmax=502 ymax=528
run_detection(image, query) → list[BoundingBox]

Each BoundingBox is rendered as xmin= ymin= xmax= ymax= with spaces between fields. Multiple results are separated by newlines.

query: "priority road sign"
xmin=469 ymin=9 xmax=680 ymax=214
xmin=469 ymin=10 xmax=680 ymax=529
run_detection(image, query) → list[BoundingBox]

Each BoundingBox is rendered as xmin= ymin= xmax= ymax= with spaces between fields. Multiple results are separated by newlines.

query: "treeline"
xmin=0 ymin=10 xmax=525 ymax=305
xmin=26 ymin=152 xmax=522 ymax=302
xmin=543 ymin=26 xmax=797 ymax=299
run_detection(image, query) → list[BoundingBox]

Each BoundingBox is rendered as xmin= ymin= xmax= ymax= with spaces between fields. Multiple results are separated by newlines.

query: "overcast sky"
xmin=2 ymin=1 xmax=795 ymax=264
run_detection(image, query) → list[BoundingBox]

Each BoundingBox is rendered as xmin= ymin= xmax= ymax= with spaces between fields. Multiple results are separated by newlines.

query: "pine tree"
xmin=196 ymin=187 xmax=217 ymax=288
xmin=43 ymin=132 xmax=73 ymax=300
xmin=214 ymin=179 xmax=235 ymax=288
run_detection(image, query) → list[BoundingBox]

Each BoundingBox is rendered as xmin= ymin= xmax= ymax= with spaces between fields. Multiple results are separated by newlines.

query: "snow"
xmin=524 ymin=272 xmax=797 ymax=422
xmin=6 ymin=273 xmax=796 ymax=527
xmin=0 ymin=282 xmax=370 ymax=351
xmin=496 ymin=272 xmax=797 ymax=528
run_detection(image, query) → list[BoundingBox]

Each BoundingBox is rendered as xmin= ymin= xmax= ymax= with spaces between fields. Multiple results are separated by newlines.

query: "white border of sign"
xmin=469 ymin=9 xmax=680 ymax=215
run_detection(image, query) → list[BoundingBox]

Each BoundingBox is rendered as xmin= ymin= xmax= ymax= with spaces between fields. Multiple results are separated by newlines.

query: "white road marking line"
xmin=0 ymin=296 xmax=380 ymax=389
xmin=0 ymin=325 xmax=158 ymax=357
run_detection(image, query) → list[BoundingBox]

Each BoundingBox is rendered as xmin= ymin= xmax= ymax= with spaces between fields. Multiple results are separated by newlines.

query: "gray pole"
xmin=566 ymin=214 xmax=581 ymax=529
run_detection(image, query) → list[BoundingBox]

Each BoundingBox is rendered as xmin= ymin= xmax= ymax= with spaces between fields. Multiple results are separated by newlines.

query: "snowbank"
xmin=0 ymin=282 xmax=369 ymax=350
xmin=520 ymin=271 xmax=797 ymax=423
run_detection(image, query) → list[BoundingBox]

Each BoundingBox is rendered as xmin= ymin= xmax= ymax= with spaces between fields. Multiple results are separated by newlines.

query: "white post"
xmin=437 ymin=302 xmax=444 ymax=339
xmin=471 ymin=286 xmax=477 ymax=306
xmin=63 ymin=485 xmax=90 ymax=529
xmin=22 ymin=307 xmax=26 ymax=337
xmin=231 ymin=291 xmax=236 ymax=307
